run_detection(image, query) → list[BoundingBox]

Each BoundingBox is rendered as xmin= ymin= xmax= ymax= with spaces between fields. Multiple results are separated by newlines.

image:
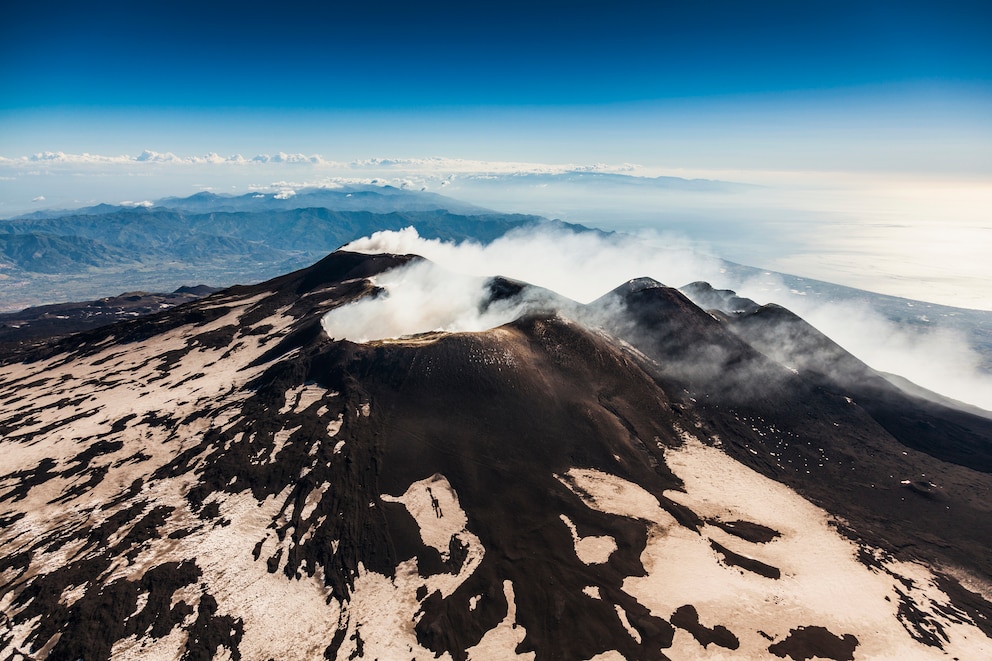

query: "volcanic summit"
xmin=1 ymin=250 xmax=991 ymax=660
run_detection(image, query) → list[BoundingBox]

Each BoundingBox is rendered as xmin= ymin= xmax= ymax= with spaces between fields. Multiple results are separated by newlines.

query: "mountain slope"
xmin=1 ymin=251 xmax=991 ymax=660
xmin=0 ymin=233 xmax=133 ymax=273
xmin=0 ymin=286 xmax=220 ymax=353
xmin=604 ymin=279 xmax=992 ymax=584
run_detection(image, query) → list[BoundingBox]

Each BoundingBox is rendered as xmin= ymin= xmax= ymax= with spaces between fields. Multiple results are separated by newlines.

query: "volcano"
xmin=1 ymin=250 xmax=991 ymax=660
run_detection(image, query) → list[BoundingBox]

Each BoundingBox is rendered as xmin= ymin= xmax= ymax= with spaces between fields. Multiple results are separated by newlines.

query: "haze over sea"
xmin=2 ymin=156 xmax=989 ymax=311
xmin=2 ymin=0 xmax=990 ymax=310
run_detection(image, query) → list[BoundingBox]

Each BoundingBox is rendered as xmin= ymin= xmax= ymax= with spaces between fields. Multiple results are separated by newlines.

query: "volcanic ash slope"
xmin=1 ymin=250 xmax=992 ymax=661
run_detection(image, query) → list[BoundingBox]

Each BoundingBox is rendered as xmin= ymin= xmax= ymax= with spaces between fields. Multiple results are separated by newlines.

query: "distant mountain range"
xmin=12 ymin=186 xmax=490 ymax=220
xmin=0 ymin=186 xmax=548 ymax=312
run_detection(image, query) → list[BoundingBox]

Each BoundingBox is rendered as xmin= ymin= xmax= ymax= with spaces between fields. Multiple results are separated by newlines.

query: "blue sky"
xmin=2 ymin=0 xmax=990 ymax=166
xmin=3 ymin=1 xmax=990 ymax=107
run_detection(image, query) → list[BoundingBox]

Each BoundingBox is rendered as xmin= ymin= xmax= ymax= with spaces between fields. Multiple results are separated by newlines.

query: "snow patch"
xmin=111 ymin=624 xmax=191 ymax=661
xmin=559 ymin=514 xmax=617 ymax=565
xmin=300 ymin=482 xmax=330 ymax=521
xmin=326 ymin=413 xmax=343 ymax=437
xmin=279 ymin=384 xmax=327 ymax=415
xmin=586 ymin=653 xmax=626 ymax=661
xmin=613 ymin=604 xmax=641 ymax=644
xmin=466 ymin=581 xmax=534 ymax=660
xmin=268 ymin=425 xmax=300 ymax=463
xmin=561 ymin=442 xmax=992 ymax=659
xmin=378 ymin=474 xmax=485 ymax=602
xmin=338 ymin=561 xmax=453 ymax=660
xmin=382 ymin=474 xmax=468 ymax=556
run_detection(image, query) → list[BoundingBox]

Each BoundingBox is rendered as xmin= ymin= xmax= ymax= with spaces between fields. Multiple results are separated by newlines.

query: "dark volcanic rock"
xmin=680 ymin=281 xmax=761 ymax=315
xmin=0 ymin=286 xmax=220 ymax=352
xmin=0 ymin=250 xmax=990 ymax=660
xmin=768 ymin=626 xmax=859 ymax=661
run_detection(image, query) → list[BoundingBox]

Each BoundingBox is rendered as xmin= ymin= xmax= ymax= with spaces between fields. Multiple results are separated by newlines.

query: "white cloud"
xmin=350 ymin=156 xmax=642 ymax=175
xmin=0 ymin=151 xmax=646 ymax=177
xmin=252 ymin=152 xmax=325 ymax=164
xmin=2 ymin=150 xmax=334 ymax=167
xmin=135 ymin=149 xmax=179 ymax=163
xmin=31 ymin=195 xmax=45 ymax=202
xmin=28 ymin=151 xmax=131 ymax=164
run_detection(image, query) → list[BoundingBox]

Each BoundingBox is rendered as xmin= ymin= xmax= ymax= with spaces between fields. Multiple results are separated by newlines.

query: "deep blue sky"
xmin=1 ymin=0 xmax=990 ymax=173
xmin=3 ymin=0 xmax=990 ymax=109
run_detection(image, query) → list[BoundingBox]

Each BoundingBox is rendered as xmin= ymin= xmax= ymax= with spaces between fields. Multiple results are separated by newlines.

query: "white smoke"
xmin=320 ymin=259 xmax=559 ymax=343
xmin=798 ymin=300 xmax=992 ymax=410
xmin=342 ymin=225 xmax=726 ymax=304
xmin=331 ymin=225 xmax=992 ymax=411
xmin=720 ymin=267 xmax=992 ymax=410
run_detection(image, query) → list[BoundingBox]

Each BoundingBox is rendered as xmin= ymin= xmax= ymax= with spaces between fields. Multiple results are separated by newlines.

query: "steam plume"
xmin=332 ymin=226 xmax=992 ymax=411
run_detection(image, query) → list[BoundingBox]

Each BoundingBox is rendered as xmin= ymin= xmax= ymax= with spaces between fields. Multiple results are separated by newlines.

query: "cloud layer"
xmin=0 ymin=151 xmax=640 ymax=175
xmin=1 ymin=150 xmax=328 ymax=166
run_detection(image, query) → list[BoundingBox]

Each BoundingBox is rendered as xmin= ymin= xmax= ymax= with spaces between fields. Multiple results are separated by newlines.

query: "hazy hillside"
xmin=0 ymin=186 xmax=548 ymax=312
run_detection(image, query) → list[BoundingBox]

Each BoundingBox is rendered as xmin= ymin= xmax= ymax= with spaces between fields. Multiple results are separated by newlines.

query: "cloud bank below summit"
xmin=1 ymin=152 xmax=640 ymax=171
xmin=337 ymin=227 xmax=992 ymax=411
